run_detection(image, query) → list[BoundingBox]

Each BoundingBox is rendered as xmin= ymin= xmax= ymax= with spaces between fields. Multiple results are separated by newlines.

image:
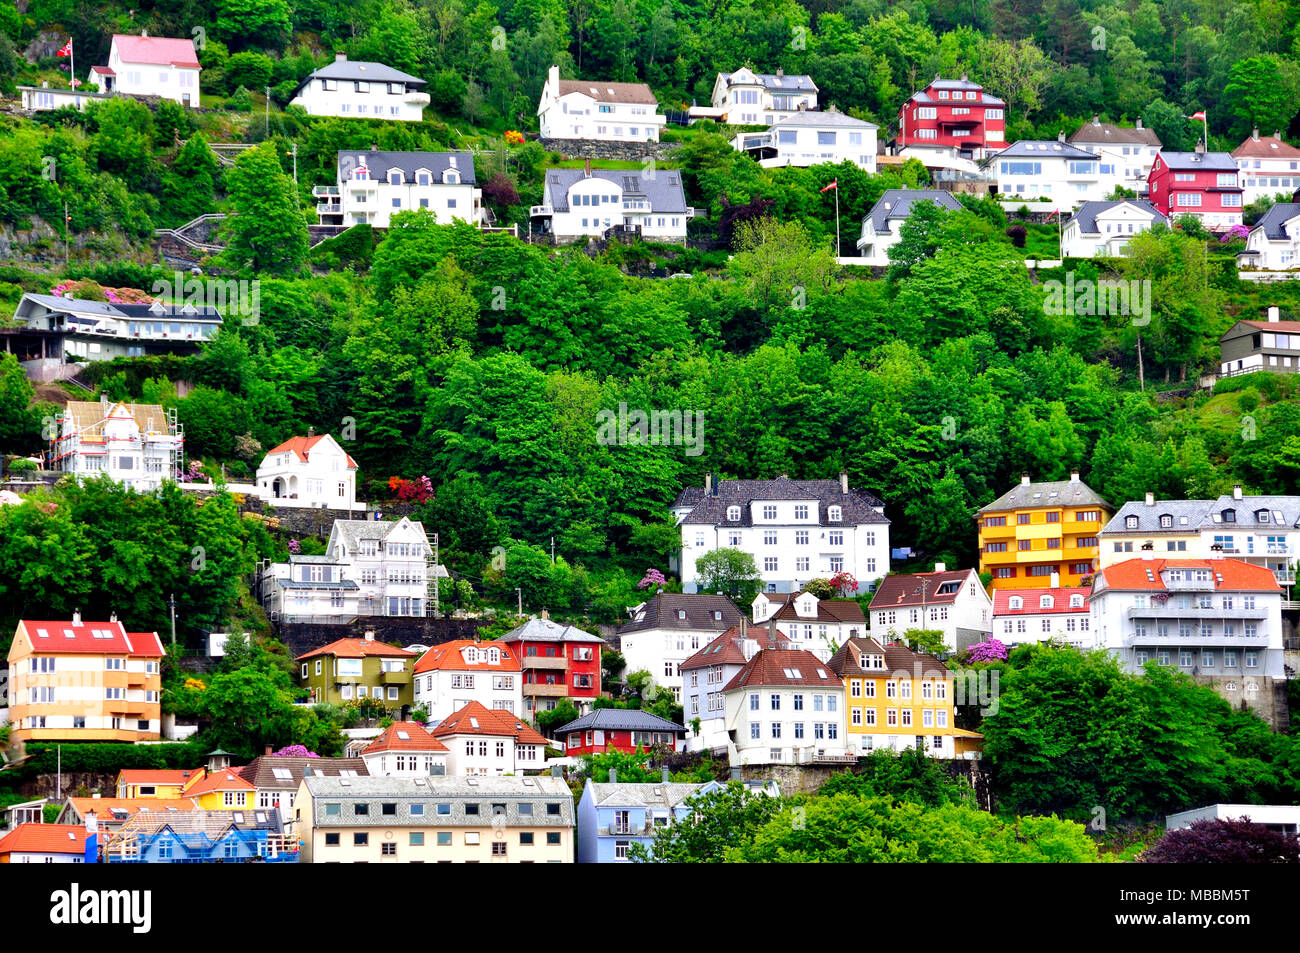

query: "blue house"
xmin=576 ymin=774 xmax=722 ymax=863
xmin=102 ymin=808 xmax=298 ymax=863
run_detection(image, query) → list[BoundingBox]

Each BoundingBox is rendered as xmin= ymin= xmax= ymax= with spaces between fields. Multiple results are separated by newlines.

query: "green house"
xmin=296 ymin=637 xmax=417 ymax=714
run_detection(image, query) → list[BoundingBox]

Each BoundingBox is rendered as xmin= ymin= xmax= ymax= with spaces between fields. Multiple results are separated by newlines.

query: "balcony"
xmin=521 ymin=656 xmax=568 ymax=671
xmin=404 ymin=91 xmax=431 ymax=106
xmin=522 ymin=683 xmax=570 ymax=697
xmin=317 ymin=202 xmax=342 ymax=214
xmin=530 ymin=205 xmax=552 ymax=217
xmin=126 ymin=669 xmax=149 ymax=685
xmin=1126 ymin=606 xmax=1269 ymax=621
xmin=980 ymin=549 xmax=1018 ymax=565
xmin=1123 ymin=633 xmax=1271 ymax=648
xmin=1276 ymin=570 xmax=1296 ymax=585
xmin=379 ymin=669 xmax=411 ymax=684
xmin=312 ymin=186 xmax=340 ymax=198
xmin=1162 ymin=578 xmax=1214 ymax=591
xmin=979 ymin=523 xmax=1016 ymax=540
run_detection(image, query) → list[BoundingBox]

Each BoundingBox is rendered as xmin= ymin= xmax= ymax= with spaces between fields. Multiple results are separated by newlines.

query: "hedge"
xmin=20 ymin=739 xmax=210 ymax=777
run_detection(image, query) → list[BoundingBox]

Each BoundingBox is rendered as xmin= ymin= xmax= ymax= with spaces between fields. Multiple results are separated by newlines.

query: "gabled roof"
xmin=337 ymin=150 xmax=476 ymax=185
xmin=542 ymin=168 xmax=688 ymax=214
xmin=110 ymin=35 xmax=200 ymax=69
xmin=298 ymin=58 xmax=425 ymax=87
xmin=676 ymin=476 xmax=887 ymax=526
xmin=1232 ymin=133 xmax=1300 ymax=159
xmin=991 ymin=587 xmax=1090 ymax=615
xmin=236 ymin=756 xmax=368 ymax=790
xmin=826 ymin=636 xmax=950 ymax=680
xmin=584 ymin=780 xmax=710 ymax=809
xmin=722 ymin=648 xmax=840 ymax=691
xmin=1225 ymin=317 xmax=1300 ymax=337
xmin=764 ymin=595 xmax=866 ymax=626
xmin=265 ymin=434 xmax=358 ymax=469
xmin=1069 ymin=119 xmax=1161 ymax=147
xmin=617 ymin=593 xmax=743 ymax=636
xmin=497 ymin=617 xmax=605 ymax=645
xmin=15 ymin=620 xmax=164 ymax=657
xmin=181 ymin=768 xmax=255 ymax=798
xmin=429 ymin=701 xmax=548 ymax=746
xmin=62 ymin=797 xmax=198 ymax=823
xmin=555 ymin=707 xmax=687 ymax=735
xmin=993 ymin=140 xmax=1099 ymax=161
xmin=1248 ymin=203 xmax=1300 ymax=241
xmin=555 ymin=78 xmax=658 ymax=105
xmin=413 ymin=639 xmax=521 ymax=674
xmin=0 ymin=823 xmax=89 ymax=856
xmin=295 ymin=638 xmax=415 ymax=662
xmin=63 ymin=401 xmax=171 ymax=437
xmin=1067 ymin=200 xmax=1166 ymax=235
xmin=1204 ymin=494 xmax=1300 ymax=529
xmin=869 ymin=569 xmax=978 ymax=610
xmin=1094 ymin=558 xmax=1281 ymax=593
xmin=680 ymin=624 xmax=788 ymax=670
xmin=362 ymin=722 xmax=449 ymax=755
xmin=719 ymin=70 xmax=817 ymax=93
xmin=978 ymin=477 xmax=1110 ymax=514
xmin=1101 ymin=499 xmax=1215 ymax=535
xmin=864 ymin=189 xmax=963 ymax=232
xmin=1154 ymin=151 xmax=1239 ymax=173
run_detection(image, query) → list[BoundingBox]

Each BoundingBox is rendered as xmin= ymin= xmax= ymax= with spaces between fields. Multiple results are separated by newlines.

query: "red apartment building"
xmin=895 ymin=74 xmax=1005 ymax=160
xmin=497 ymin=614 xmax=605 ymax=719
xmin=1147 ymin=146 xmax=1244 ymax=229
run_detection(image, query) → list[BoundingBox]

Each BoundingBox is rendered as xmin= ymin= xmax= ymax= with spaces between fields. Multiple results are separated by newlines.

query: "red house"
xmin=555 ymin=708 xmax=687 ymax=756
xmin=498 ymin=613 xmax=605 ymax=720
xmin=1147 ymin=146 xmax=1243 ymax=229
xmin=895 ymin=74 xmax=1005 ymax=160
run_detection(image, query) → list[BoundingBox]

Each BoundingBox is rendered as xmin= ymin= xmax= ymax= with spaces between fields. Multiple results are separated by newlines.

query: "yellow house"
xmin=6 ymin=615 xmax=164 ymax=745
xmin=827 ymin=636 xmax=982 ymax=759
xmin=116 ymin=769 xmax=198 ymax=799
xmin=179 ymin=767 xmax=257 ymax=810
xmin=977 ymin=472 xmax=1113 ymax=591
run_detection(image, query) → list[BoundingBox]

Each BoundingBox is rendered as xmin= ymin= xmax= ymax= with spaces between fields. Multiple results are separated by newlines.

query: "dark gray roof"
xmin=302 ymin=776 xmax=573 ymax=826
xmin=1205 ymin=495 xmax=1300 ymax=529
xmin=497 ymin=616 xmax=605 ymax=645
xmin=617 ymin=593 xmax=743 ymax=637
xmin=542 ymin=168 xmax=686 ymax=213
xmin=1067 ymin=200 xmax=1166 ymax=235
xmin=978 ymin=478 xmax=1111 ymax=514
xmin=677 ymin=477 xmax=888 ymax=527
xmin=337 ymin=151 xmax=475 ymax=185
xmin=720 ymin=71 xmax=817 ymax=93
xmin=583 ymin=780 xmax=710 ymax=808
xmin=17 ymin=292 xmax=221 ymax=321
xmin=993 ymin=140 xmax=1099 ymax=161
xmin=302 ymin=59 xmax=425 ymax=87
xmin=864 ymin=189 xmax=963 ymax=231
xmin=1156 ymin=151 xmax=1238 ymax=172
xmin=556 ymin=709 xmax=686 ymax=735
xmin=1069 ymin=120 xmax=1161 ymax=147
xmin=1251 ymin=203 xmax=1300 ymax=240
xmin=768 ymin=111 xmax=876 ymax=130
xmin=1101 ymin=500 xmax=1215 ymax=535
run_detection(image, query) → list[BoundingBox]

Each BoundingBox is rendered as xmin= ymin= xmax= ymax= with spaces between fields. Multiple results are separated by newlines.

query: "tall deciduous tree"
xmin=220 ymin=143 xmax=307 ymax=276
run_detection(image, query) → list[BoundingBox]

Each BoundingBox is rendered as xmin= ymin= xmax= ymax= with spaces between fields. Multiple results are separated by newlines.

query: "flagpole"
xmin=70 ymin=38 xmax=75 ymax=93
xmin=835 ymin=185 xmax=841 ymax=258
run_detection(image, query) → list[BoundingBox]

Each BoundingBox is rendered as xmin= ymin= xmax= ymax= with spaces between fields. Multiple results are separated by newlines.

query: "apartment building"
xmin=680 ymin=624 xmax=787 ymax=752
xmin=710 ymin=68 xmax=818 ymax=124
xmin=412 ymin=640 xmax=523 ymax=722
xmin=751 ymin=590 xmax=866 ymax=662
xmin=497 ymin=615 xmax=605 ymax=719
xmin=616 ymin=593 xmax=743 ymax=703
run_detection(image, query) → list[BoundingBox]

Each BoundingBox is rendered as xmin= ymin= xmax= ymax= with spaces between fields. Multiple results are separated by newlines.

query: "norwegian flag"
xmin=820 ymin=180 xmax=838 ymax=193
xmin=1188 ymin=110 xmax=1206 ymax=121
xmin=56 ymin=40 xmax=72 ymax=57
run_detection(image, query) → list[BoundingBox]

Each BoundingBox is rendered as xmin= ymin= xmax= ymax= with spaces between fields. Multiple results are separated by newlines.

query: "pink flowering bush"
xmin=638 ymin=568 xmax=667 ymax=591
xmin=288 ymin=538 xmax=302 ymax=554
xmin=271 ymin=744 xmax=319 ymax=757
xmin=966 ymin=638 xmax=1009 ymax=663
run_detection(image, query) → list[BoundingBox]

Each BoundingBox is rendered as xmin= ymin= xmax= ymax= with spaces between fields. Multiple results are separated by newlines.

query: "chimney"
xmin=1195 ymin=139 xmax=1205 ymax=154
xmin=609 ymin=768 xmax=617 ymax=783
xmin=661 ymin=766 xmax=670 ymax=783
xmin=335 ymin=53 xmax=347 ymax=62
xmin=1135 ymin=117 xmax=1143 ymax=130
xmin=730 ymin=766 xmax=741 ymax=781
xmin=1057 ymin=130 xmax=1066 ymax=143
xmin=110 ymin=611 xmax=117 ymax=623
xmin=1050 ymin=570 xmax=1060 ymax=588
xmin=704 ymin=473 xmax=712 ymax=494
xmin=776 ymin=67 xmax=784 ymax=77
xmin=1145 ymin=492 xmax=1154 ymax=506
xmin=369 ymin=142 xmax=377 ymax=153
xmin=141 ymin=29 xmax=147 ymax=37
xmin=1020 ymin=473 xmax=1031 ymax=486
xmin=307 ymin=425 xmax=315 ymax=437
xmin=548 ymin=64 xmax=559 ymax=89
xmin=85 ymin=810 xmax=98 ymax=836
xmin=1276 ymin=131 xmax=1284 ymax=141
xmin=540 ymin=608 xmax=550 ymax=621
xmin=1252 ymin=127 xmax=1260 ymax=141
xmin=1233 ymin=485 xmax=1243 ymax=501
xmin=72 ymin=609 xmax=81 ymax=626
xmin=265 ymin=745 xmax=272 ymax=756
xmin=1092 ymin=114 xmax=1100 ymax=125
xmin=1142 ymin=547 xmax=1153 ymax=561
xmin=1069 ymin=470 xmax=1080 ymax=483
xmin=934 ymin=562 xmax=946 ymax=573
xmin=960 ymin=72 xmax=968 ymax=82
xmin=364 ymin=629 xmax=375 ymax=641
xmin=1268 ymin=305 xmax=1280 ymax=322
xmin=840 ymin=471 xmax=849 ymax=495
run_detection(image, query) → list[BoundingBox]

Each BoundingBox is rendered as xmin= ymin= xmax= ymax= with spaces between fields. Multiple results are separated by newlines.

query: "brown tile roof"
xmin=722 ymin=648 xmax=840 ymax=691
xmin=1232 ymin=133 xmax=1300 ymax=159
xmin=429 ymin=701 xmax=549 ymax=746
xmin=235 ymin=756 xmax=369 ymax=789
xmin=362 ymin=722 xmax=449 ymax=755
xmin=767 ymin=597 xmax=866 ymax=625
xmin=868 ymin=570 xmax=976 ymax=609
xmin=1069 ymin=118 xmax=1161 ymax=147
xmin=296 ymin=638 xmax=415 ymax=661
xmin=827 ymin=637 xmax=951 ymax=679
xmin=679 ymin=625 xmax=788 ymax=670
xmin=63 ymin=797 xmax=197 ymax=822
xmin=557 ymin=78 xmax=659 ymax=105
xmin=617 ymin=593 xmax=744 ymax=636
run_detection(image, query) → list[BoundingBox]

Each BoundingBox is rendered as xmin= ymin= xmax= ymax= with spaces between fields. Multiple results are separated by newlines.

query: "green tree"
xmin=693 ymin=548 xmax=761 ymax=604
xmin=219 ymin=143 xmax=307 ymax=275
xmin=0 ymin=352 xmax=41 ymax=452
xmin=629 ymin=782 xmax=781 ymax=862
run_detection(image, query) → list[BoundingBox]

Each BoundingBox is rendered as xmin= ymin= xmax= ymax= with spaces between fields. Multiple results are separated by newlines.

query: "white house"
xmin=289 ymin=54 xmax=429 ymax=121
xmin=1238 ymin=203 xmax=1300 ymax=271
xmin=359 ymin=721 xmax=450 ymax=777
xmin=1090 ymin=557 xmax=1287 ymax=722
xmin=413 ymin=640 xmax=524 ymax=722
xmin=990 ymin=136 xmax=1123 ymax=211
xmin=537 ymin=65 xmax=664 ymax=143
xmin=710 ymin=68 xmax=818 ymax=124
xmin=530 ymin=166 xmax=693 ymax=243
xmin=855 ymin=189 xmax=963 ymax=265
xmin=732 ymin=110 xmax=877 ymax=171
xmin=52 ymin=399 xmax=182 ymax=491
xmin=260 ymin=517 xmax=444 ymax=622
xmin=616 ymin=593 xmax=743 ymax=703
xmin=750 ymin=590 xmax=867 ymax=662
xmin=674 ymin=474 xmax=890 ymax=596
xmin=1061 ymin=200 xmax=1168 ymax=258
xmin=428 ymin=701 xmax=549 ymax=776
xmin=866 ymin=566 xmax=992 ymax=654
xmin=255 ymin=432 xmax=357 ymax=510
xmin=92 ymin=33 xmax=201 ymax=107
xmin=315 ymin=150 xmax=482 ymax=228
xmin=19 ymin=84 xmax=112 ymax=113
xmin=680 ymin=624 xmax=788 ymax=752
xmin=1068 ymin=116 xmax=1161 ymax=192
xmin=991 ymin=585 xmax=1091 ymax=647
xmin=722 ymin=647 xmax=847 ymax=765
xmin=1232 ymin=130 xmax=1300 ymax=205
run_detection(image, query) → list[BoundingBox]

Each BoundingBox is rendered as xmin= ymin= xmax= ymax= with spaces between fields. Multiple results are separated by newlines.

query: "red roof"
xmin=1231 ymin=134 xmax=1300 ymax=159
xmin=296 ymin=638 xmax=415 ymax=662
xmin=118 ymin=769 xmax=195 ymax=786
xmin=1237 ymin=319 xmax=1300 ymax=334
xmin=266 ymin=434 xmax=358 ymax=469
xmin=90 ymin=65 xmax=115 ymax=75
xmin=722 ymin=648 xmax=840 ymax=691
xmin=181 ymin=768 xmax=255 ymax=797
xmin=992 ymin=587 xmax=1090 ymax=615
xmin=414 ymin=640 xmax=520 ymax=674
xmin=430 ymin=702 xmax=548 ymax=746
xmin=362 ymin=721 xmax=449 ymax=755
xmin=1095 ymin=558 xmax=1281 ymax=592
xmin=0 ymin=823 xmax=89 ymax=856
xmin=680 ymin=625 xmax=788 ymax=670
xmin=111 ymin=34 xmax=201 ymax=69
xmin=16 ymin=620 xmax=165 ymax=657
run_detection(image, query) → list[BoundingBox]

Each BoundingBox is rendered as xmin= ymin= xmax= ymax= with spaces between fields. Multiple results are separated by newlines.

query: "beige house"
xmin=292 ymin=775 xmax=574 ymax=863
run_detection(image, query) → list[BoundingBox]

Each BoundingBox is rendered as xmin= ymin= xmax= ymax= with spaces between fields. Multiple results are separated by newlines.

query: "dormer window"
xmin=828 ymin=506 xmax=842 ymax=523
xmin=444 ymin=170 xmax=460 ymax=184
xmin=1008 ymin=596 xmax=1023 ymax=610
xmin=388 ymin=170 xmax=403 ymax=185
xmin=727 ymin=506 xmax=741 ymax=521
xmin=1040 ymin=595 xmax=1053 ymax=609
xmin=1256 ymin=510 xmax=1270 ymax=523
xmin=1159 ymin=515 xmax=1172 ymax=528
xmin=417 ymin=172 xmax=431 ymax=186
xmin=1222 ymin=509 xmax=1236 ymax=523
xmin=1125 ymin=515 xmax=1139 ymax=529
xmin=1069 ymin=595 xmax=1084 ymax=608
xmin=713 ymin=611 xmax=722 ymax=620
xmin=677 ymin=610 xmax=687 ymax=620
